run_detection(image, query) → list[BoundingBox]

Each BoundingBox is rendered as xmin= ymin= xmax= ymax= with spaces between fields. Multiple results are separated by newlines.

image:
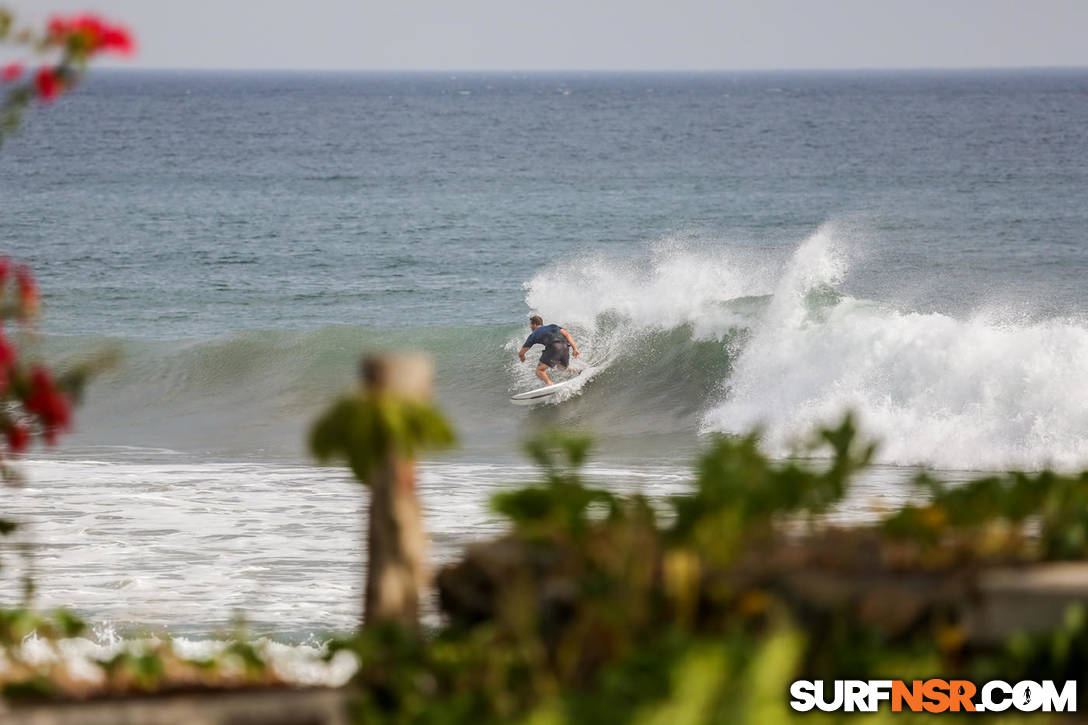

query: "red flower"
xmin=35 ymin=67 xmax=61 ymax=101
xmin=5 ymin=424 xmax=30 ymax=454
xmin=74 ymin=15 xmax=105 ymax=49
xmin=29 ymin=365 xmax=52 ymax=395
xmin=46 ymin=14 xmax=134 ymax=56
xmin=1 ymin=63 xmax=23 ymax=83
xmin=25 ymin=366 xmax=71 ymax=434
xmin=75 ymin=14 xmax=106 ymax=34
xmin=0 ymin=257 xmax=9 ymax=286
xmin=101 ymin=25 xmax=134 ymax=55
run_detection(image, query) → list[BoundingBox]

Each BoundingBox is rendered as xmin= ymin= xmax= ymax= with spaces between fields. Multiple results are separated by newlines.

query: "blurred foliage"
xmin=886 ymin=469 xmax=1088 ymax=559
xmin=310 ymin=393 xmax=455 ymax=484
xmin=671 ymin=417 xmax=874 ymax=562
xmin=3 ymin=414 xmax=1087 ymax=719
xmin=0 ymin=9 xmax=134 ymax=146
xmin=0 ymin=612 xmax=285 ymax=700
xmin=333 ymin=417 xmax=1088 ymax=724
xmin=492 ymin=430 xmax=619 ymax=537
xmin=0 ymin=606 xmax=86 ymax=645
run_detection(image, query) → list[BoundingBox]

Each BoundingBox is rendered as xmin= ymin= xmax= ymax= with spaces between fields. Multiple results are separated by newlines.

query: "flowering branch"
xmin=0 ymin=8 xmax=134 ymax=146
xmin=0 ymin=8 xmax=134 ymax=519
xmin=0 ymin=260 xmax=79 ymax=473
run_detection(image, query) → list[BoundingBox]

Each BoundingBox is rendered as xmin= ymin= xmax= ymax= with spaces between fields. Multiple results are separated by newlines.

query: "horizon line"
xmin=90 ymin=64 xmax=1088 ymax=75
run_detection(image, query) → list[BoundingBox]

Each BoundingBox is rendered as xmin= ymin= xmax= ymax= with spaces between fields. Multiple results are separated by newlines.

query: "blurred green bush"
xmin=335 ymin=416 xmax=1088 ymax=724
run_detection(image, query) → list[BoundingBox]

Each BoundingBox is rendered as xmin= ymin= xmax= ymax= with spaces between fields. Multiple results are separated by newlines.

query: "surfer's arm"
xmin=518 ymin=346 xmax=529 ymax=362
xmin=560 ymin=328 xmax=580 ymax=357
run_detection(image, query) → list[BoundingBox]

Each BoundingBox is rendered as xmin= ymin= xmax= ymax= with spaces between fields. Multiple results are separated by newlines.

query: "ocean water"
xmin=1 ymin=70 xmax=1087 ymax=640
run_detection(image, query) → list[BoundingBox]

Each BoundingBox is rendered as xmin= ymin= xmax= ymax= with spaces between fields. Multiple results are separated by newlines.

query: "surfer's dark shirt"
xmin=523 ymin=324 xmax=564 ymax=349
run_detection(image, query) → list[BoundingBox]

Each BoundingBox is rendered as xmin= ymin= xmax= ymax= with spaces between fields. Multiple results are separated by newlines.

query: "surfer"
xmin=518 ymin=315 xmax=580 ymax=385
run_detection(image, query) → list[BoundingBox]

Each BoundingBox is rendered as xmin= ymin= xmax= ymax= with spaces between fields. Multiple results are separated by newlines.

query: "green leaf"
xmin=310 ymin=393 xmax=455 ymax=485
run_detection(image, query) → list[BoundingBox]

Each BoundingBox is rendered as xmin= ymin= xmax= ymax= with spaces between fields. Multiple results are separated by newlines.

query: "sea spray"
xmin=521 ymin=224 xmax=1088 ymax=470
xmin=523 ymin=235 xmax=778 ymax=337
xmin=702 ymin=227 xmax=1088 ymax=471
xmin=515 ymin=237 xmax=772 ymax=417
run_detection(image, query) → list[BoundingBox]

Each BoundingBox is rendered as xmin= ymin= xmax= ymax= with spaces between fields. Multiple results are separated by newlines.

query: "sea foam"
xmin=703 ymin=226 xmax=1088 ymax=470
xmin=524 ymin=225 xmax=1088 ymax=471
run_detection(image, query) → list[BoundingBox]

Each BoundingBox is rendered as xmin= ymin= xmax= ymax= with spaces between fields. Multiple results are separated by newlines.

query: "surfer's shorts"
xmin=539 ymin=341 xmax=570 ymax=369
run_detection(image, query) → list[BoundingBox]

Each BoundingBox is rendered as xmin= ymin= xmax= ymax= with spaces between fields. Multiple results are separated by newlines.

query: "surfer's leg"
xmin=538 ymin=342 xmax=566 ymax=384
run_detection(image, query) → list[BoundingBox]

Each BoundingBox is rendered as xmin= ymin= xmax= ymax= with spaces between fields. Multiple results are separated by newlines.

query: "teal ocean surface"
xmin=1 ymin=70 xmax=1086 ymax=637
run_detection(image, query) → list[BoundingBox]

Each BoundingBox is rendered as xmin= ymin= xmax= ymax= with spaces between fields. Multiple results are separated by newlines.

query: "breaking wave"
xmin=42 ymin=224 xmax=1088 ymax=470
xmin=524 ymin=225 xmax=1088 ymax=470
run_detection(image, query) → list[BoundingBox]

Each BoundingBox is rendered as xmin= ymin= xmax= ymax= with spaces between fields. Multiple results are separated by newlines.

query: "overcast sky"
xmin=7 ymin=0 xmax=1088 ymax=71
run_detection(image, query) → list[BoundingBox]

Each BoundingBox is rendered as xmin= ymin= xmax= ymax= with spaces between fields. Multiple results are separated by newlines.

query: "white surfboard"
xmin=510 ymin=366 xmax=600 ymax=406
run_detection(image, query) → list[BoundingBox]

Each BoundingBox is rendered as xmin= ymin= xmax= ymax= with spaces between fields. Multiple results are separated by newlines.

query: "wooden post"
xmin=360 ymin=354 xmax=432 ymax=630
